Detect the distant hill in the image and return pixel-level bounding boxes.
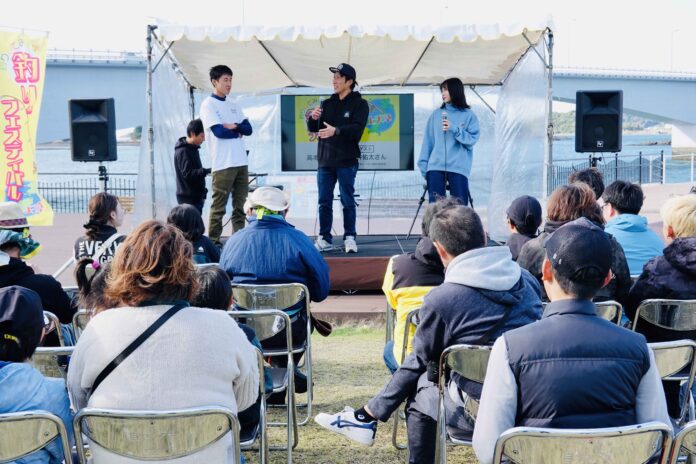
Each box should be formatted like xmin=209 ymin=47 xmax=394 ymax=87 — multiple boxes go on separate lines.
xmin=553 ymin=111 xmax=669 ymax=135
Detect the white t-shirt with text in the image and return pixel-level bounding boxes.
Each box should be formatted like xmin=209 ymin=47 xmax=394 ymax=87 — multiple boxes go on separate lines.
xmin=199 ymin=95 xmax=248 ymax=172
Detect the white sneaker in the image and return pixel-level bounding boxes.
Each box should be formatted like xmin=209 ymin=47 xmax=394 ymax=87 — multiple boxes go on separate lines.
xmin=314 ymin=406 xmax=376 ymax=446
xmin=315 ymin=237 xmax=333 ymax=252
xmin=344 ymin=236 xmax=358 ymax=253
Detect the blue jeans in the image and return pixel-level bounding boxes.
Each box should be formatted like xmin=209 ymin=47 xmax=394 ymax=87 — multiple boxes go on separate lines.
xmin=317 ymin=165 xmax=358 ymax=242
xmin=426 ymin=170 xmax=470 ymax=205
xmin=383 ymin=340 xmax=399 ymax=374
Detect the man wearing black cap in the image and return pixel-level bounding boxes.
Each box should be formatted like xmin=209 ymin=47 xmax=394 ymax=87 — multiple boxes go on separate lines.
xmin=0 ymin=286 xmax=74 ymax=462
xmin=473 ymin=218 xmax=670 ymax=464
xmin=505 ymin=195 xmax=542 ymax=261
xmin=307 ymin=63 xmax=369 ymax=253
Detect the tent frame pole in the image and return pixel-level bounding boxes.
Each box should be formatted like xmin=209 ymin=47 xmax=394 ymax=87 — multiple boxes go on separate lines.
xmin=147 ymin=25 xmax=157 ymax=219
xmin=545 ymin=29 xmax=554 ymax=197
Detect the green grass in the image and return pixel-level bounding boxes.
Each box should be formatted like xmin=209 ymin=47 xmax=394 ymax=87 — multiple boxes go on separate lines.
xmin=243 ymin=325 xmax=477 ymax=464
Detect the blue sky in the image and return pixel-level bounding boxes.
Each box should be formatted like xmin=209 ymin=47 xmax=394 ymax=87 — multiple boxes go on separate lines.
xmin=3 ymin=0 xmax=695 ymax=72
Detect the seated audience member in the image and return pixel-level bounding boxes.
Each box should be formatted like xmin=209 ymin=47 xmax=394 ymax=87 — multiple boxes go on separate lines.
xmin=568 ymin=167 xmax=605 ymax=200
xmin=174 ymin=118 xmax=211 ymax=214
xmin=601 ymin=180 xmax=664 ymax=276
xmin=505 ymin=195 xmax=542 ymax=261
xmin=74 ymin=192 xmax=126 ymax=264
xmin=315 ymin=206 xmax=542 ymax=464
xmin=220 ymin=187 xmax=329 ymax=374
xmin=167 ymin=204 xmax=220 ymax=264
xmin=382 ymin=199 xmax=450 ymax=373
xmin=626 ymin=194 xmax=696 ymax=327
xmin=0 ymin=286 xmax=74 ymax=463
xmin=473 ymin=220 xmax=670 ymax=464
xmin=192 ymin=266 xmax=272 ymax=439
xmin=67 ymin=221 xmax=258 ymax=464
xmin=517 ymin=183 xmax=631 ymax=304
xmin=74 ymin=257 xmax=113 ymax=314
xmin=625 ymin=194 xmax=696 ymax=417
xmin=0 ymin=202 xmax=75 ymax=346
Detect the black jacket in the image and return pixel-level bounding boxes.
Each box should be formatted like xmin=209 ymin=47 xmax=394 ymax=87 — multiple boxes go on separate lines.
xmin=174 ymin=137 xmax=210 ymax=203
xmin=306 ymin=91 xmax=369 ymax=168
xmin=73 ymin=225 xmax=125 ymax=263
xmin=506 ymin=299 xmax=650 ymax=428
xmin=0 ymin=258 xmax=76 ymax=346
xmin=506 ymin=232 xmax=536 ymax=261
xmin=391 ymin=238 xmax=445 ymax=290
xmin=625 ymin=237 xmax=696 ymax=342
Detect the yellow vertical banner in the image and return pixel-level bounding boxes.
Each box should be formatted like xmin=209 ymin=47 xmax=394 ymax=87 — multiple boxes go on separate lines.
xmin=0 ymin=29 xmax=53 ymax=225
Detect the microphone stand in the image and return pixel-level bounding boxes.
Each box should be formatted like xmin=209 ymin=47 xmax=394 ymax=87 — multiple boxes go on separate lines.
xmin=407 ymin=184 xmax=428 ymax=240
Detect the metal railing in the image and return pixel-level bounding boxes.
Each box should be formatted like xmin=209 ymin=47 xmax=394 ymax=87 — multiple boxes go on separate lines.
xmin=38 ymin=173 xmax=137 ymax=214
xmin=548 ymin=151 xmax=670 ymax=194
xmin=47 ymin=48 xmax=145 ymax=64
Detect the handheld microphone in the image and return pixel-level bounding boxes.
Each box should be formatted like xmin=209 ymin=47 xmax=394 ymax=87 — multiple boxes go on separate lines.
xmin=441 ymin=110 xmax=448 ymax=132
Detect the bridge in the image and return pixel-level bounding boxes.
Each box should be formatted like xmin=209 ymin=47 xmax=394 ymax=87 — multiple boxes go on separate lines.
xmin=38 ymin=50 xmax=696 ymax=151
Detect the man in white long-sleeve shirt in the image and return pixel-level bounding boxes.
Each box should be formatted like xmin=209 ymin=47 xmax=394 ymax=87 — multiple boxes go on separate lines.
xmin=473 ymin=218 xmax=671 ymax=464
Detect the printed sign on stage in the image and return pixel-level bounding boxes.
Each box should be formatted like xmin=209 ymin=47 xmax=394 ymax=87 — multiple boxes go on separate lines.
xmin=0 ymin=29 xmax=53 ymax=225
xmin=281 ymin=94 xmax=414 ymax=171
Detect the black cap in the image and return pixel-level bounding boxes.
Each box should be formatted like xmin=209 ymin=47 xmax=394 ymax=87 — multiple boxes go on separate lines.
xmin=506 ymin=195 xmax=542 ymax=235
xmin=0 ymin=286 xmax=44 ymax=354
xmin=329 ymin=63 xmax=357 ymax=82
xmin=543 ymin=217 xmax=612 ymax=282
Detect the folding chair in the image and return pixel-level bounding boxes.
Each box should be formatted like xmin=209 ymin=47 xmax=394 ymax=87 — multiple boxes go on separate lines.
xmin=595 ymin=300 xmax=623 ymax=325
xmin=30 ymin=346 xmax=74 ymax=380
xmin=633 ymin=300 xmax=696 ymax=335
xmin=668 ymin=420 xmax=696 ymax=464
xmin=228 ymin=309 xmax=297 ymax=462
xmin=434 ymin=344 xmax=492 ymax=464
xmin=392 ymin=308 xmax=420 ymax=450
xmin=231 ymin=283 xmax=313 ymax=427
xmin=72 ymin=309 xmax=92 ymax=340
xmin=649 ymin=340 xmax=696 ymax=427
xmin=492 ymin=422 xmax=672 ymax=464
xmin=239 ymin=348 xmax=268 ymax=464
xmin=0 ymin=410 xmax=73 ymax=464
xmin=43 ymin=310 xmax=66 ymax=347
xmin=73 ymin=406 xmax=241 ymax=464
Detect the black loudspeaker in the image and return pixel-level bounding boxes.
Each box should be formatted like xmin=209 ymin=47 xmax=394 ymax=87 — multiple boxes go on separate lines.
xmin=69 ymin=98 xmax=117 ymax=162
xmin=575 ymin=90 xmax=623 ymax=153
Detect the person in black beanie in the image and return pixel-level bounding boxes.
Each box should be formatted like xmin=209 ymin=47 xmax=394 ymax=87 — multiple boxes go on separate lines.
xmin=505 ymin=195 xmax=542 ymax=261
xmin=174 ymin=119 xmax=211 ymax=214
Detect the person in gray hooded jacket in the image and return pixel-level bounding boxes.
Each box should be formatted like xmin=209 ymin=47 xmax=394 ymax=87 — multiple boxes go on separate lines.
xmin=314 ymin=205 xmax=542 ymax=464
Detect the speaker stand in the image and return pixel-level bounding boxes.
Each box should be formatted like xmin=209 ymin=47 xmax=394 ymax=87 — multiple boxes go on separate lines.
xmin=98 ymin=163 xmax=109 ymax=193
xmin=589 ymin=153 xmax=603 ymax=168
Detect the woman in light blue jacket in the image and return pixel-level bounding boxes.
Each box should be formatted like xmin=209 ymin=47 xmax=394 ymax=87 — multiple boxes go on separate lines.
xmin=418 ymin=77 xmax=480 ymax=205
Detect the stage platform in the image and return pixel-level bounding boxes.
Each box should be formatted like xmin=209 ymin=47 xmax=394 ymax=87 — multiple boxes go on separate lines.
xmin=315 ymin=235 xmax=421 ymax=291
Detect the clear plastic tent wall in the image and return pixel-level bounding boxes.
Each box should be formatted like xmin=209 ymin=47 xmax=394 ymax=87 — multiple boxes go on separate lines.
xmin=137 ymin=34 xmax=549 ymax=241
xmin=489 ymin=42 xmax=549 ymax=240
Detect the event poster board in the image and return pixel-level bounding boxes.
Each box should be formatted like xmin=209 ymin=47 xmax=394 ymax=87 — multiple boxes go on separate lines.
xmin=281 ymin=94 xmax=414 ymax=171
xmin=0 ymin=30 xmax=53 ymax=225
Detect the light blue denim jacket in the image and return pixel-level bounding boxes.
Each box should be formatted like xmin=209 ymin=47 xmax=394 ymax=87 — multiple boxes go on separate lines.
xmin=0 ymin=362 xmax=74 ymax=463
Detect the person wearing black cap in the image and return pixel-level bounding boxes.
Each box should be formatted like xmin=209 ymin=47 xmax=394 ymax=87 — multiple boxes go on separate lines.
xmin=473 ymin=218 xmax=670 ymax=464
xmin=0 ymin=286 xmax=74 ymax=462
xmin=307 ymin=63 xmax=369 ymax=253
xmin=505 ymin=195 xmax=542 ymax=260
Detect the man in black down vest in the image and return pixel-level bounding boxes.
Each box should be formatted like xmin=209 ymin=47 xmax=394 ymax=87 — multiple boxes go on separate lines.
xmin=473 ymin=219 xmax=670 ymax=464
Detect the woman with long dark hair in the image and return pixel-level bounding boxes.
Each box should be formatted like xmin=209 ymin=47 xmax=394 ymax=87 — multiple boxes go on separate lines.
xmin=167 ymin=204 xmax=220 ymax=264
xmin=73 ymin=192 xmax=125 ymax=263
xmin=417 ymin=77 xmax=480 ymax=205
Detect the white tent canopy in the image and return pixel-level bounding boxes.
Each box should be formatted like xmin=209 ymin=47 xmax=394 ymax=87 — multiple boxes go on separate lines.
xmin=140 ymin=22 xmax=553 ymax=240
xmin=156 ymin=23 xmax=549 ymax=92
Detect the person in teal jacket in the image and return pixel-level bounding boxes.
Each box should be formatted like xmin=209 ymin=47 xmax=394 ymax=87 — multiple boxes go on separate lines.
xmin=601 ymin=180 xmax=664 ymax=276
xmin=418 ymin=77 xmax=480 ymax=205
